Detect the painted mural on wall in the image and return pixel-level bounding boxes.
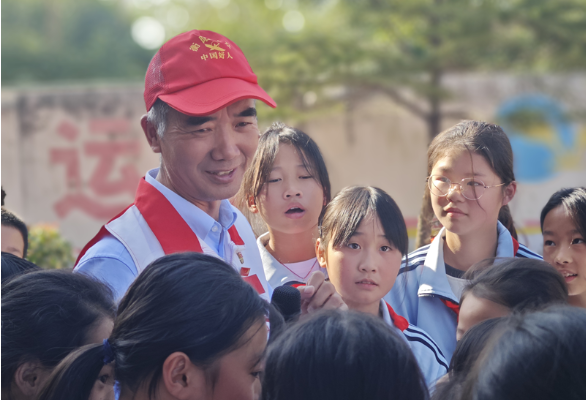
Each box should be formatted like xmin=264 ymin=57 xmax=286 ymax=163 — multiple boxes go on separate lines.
xmin=497 ymin=95 xmax=585 ymax=183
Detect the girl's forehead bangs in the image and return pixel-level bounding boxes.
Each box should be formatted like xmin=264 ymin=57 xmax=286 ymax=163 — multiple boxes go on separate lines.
xmin=327 ymin=192 xmax=371 ymax=246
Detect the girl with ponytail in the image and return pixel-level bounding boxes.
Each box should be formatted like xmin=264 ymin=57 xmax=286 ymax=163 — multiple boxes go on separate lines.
xmin=385 ymin=120 xmax=541 ymax=361
xmin=1 ymin=270 xmax=115 ymax=400
xmin=37 ymin=252 xmax=269 ymax=400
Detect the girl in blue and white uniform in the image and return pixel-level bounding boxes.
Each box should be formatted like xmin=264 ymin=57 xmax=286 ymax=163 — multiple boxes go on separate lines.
xmin=316 ymin=186 xmax=448 ymax=387
xmin=238 ymin=122 xmax=331 ymax=289
xmin=385 ymin=120 xmax=541 ymax=361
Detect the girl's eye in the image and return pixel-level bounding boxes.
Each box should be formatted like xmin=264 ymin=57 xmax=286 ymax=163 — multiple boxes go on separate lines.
xmin=544 ymin=240 xmax=555 ymax=246
xmin=267 ymin=178 xmax=281 ymax=183
xmin=300 ymin=175 xmax=313 ymax=179
xmin=251 ymin=370 xmax=262 ymax=379
xmin=466 ymin=180 xmax=484 ymax=187
xmin=347 ymin=243 xmax=360 ymax=250
xmin=98 ymin=374 xmax=110 ymax=384
xmin=236 ymin=122 xmax=252 ymax=127
xmin=380 ymin=246 xmax=391 ymax=252
xmin=572 ymin=238 xmax=586 ymax=245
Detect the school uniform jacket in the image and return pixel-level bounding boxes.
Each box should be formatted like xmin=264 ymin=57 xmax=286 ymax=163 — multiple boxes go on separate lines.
xmin=383 ymin=221 xmax=542 ymax=360
xmin=75 ymin=175 xmax=272 ymax=303
xmin=257 ymin=232 xmax=327 ymax=288
xmin=380 ymin=299 xmax=448 ymax=387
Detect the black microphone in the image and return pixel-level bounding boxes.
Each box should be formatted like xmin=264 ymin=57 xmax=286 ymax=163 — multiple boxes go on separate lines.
xmin=271 ymin=285 xmax=302 ymax=324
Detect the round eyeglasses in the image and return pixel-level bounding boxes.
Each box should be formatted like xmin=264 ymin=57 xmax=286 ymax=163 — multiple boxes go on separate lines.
xmin=426 ymin=175 xmax=506 ymax=200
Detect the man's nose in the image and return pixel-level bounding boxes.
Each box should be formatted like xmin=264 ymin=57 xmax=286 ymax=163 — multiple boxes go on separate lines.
xmin=211 ymin=124 xmax=240 ymax=161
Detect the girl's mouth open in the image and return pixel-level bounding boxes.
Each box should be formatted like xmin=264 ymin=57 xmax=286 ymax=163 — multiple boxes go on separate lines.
xmin=285 ymin=206 xmax=306 ymax=219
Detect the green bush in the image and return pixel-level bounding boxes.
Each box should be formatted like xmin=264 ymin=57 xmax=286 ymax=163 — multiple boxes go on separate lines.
xmin=27 ymin=224 xmax=74 ymax=269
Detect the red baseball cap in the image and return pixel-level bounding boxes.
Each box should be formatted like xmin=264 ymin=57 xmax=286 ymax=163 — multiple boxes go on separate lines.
xmin=144 ymin=30 xmax=276 ymax=116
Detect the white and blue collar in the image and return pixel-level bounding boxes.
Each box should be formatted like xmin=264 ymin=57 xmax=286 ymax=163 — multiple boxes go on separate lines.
xmin=145 ymin=168 xmax=237 ymax=240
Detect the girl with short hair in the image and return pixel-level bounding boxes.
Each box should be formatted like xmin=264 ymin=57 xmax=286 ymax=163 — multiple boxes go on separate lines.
xmin=540 ymin=187 xmax=586 ymax=307
xmin=316 ymin=186 xmax=448 ymax=386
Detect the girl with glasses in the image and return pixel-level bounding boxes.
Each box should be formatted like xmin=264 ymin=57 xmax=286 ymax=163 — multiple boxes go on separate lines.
xmin=385 ymin=120 xmax=541 ymax=361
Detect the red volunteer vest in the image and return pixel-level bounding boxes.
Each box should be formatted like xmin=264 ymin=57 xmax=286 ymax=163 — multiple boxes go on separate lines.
xmin=75 ymin=178 xmax=265 ymax=294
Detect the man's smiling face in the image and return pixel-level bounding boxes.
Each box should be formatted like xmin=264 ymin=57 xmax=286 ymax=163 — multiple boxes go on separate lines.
xmin=152 ymin=99 xmax=260 ymax=204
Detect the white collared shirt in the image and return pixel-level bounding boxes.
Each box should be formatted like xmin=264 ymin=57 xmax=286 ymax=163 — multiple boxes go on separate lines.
xmin=257 ymin=232 xmax=326 ymax=288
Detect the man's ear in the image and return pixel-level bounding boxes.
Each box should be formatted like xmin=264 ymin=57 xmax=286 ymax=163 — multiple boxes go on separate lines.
xmin=316 ymin=238 xmax=327 ymax=269
xmin=161 ymin=352 xmax=207 ymax=400
xmin=248 ymin=196 xmax=259 ymax=214
xmin=14 ymin=360 xmax=48 ymax=397
xmin=141 ymin=115 xmax=163 ymax=154
xmin=502 ymin=181 xmax=517 ymax=206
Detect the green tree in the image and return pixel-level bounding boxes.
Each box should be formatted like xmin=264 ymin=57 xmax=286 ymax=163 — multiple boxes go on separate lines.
xmin=2 ymin=0 xmax=154 ymax=84
xmin=27 ymin=225 xmax=75 ymax=269
xmin=169 ymin=1 xmax=583 ymax=246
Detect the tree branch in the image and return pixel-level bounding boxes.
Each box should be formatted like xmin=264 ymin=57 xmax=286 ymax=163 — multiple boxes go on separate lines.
xmin=367 ymin=84 xmax=429 ymax=120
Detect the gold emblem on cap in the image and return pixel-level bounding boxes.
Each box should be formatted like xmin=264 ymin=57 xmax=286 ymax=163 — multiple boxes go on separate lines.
xmin=189 ymin=43 xmax=200 ymax=52
xmin=205 ymin=42 xmax=225 ymax=52
xmin=197 ymin=35 xmax=225 ymax=52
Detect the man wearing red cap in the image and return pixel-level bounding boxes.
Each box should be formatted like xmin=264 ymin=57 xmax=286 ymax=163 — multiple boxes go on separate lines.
xmin=74 ymin=30 xmax=345 ymax=313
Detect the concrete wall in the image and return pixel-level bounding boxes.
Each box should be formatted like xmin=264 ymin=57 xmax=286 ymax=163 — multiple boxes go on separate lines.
xmin=2 ymin=73 xmax=585 ymax=255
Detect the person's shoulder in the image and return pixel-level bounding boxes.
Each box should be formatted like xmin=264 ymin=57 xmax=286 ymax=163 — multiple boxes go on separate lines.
xmin=515 ymin=243 xmax=542 ymax=260
xmin=399 ymin=244 xmax=431 ymax=275
xmin=403 ymin=322 xmax=449 ymax=370
xmin=76 ymin=233 xmax=136 ymax=270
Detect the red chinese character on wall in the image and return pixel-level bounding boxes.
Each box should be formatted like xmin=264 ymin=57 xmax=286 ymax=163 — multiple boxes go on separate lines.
xmin=51 ymin=119 xmax=141 ymax=220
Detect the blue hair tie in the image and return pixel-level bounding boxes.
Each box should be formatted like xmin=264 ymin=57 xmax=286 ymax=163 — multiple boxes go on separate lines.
xmin=102 ymin=339 xmax=115 ymax=365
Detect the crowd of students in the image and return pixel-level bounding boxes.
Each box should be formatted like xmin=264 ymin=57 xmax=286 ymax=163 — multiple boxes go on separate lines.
xmin=1 ymin=118 xmax=586 ymax=400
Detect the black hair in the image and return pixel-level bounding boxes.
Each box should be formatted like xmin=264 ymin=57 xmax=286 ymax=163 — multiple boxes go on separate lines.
xmin=461 ymin=258 xmax=568 ymax=311
xmin=237 ymin=122 xmax=331 ymax=234
xmin=262 ymin=309 xmax=429 ymax=400
xmin=449 ymin=317 xmax=508 ymax=375
xmin=427 ymin=120 xmax=518 ymax=239
xmin=37 ymin=253 xmax=268 ymax=399
xmin=540 ymin=187 xmax=586 ymax=239
xmin=432 ymin=318 xmax=509 ymax=400
xmin=1 ymin=270 xmax=116 ymax=391
xmin=463 ymin=305 xmax=586 ymax=400
xmin=1 ymin=208 xmax=29 ymax=258
xmin=318 ymin=186 xmax=408 ymax=258
xmin=1 ymin=251 xmax=41 ymax=284
xmin=36 ymin=345 xmax=112 ymax=400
